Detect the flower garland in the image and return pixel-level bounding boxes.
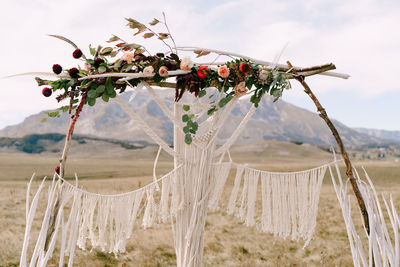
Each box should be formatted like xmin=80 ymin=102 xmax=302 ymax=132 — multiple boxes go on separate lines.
xmin=36 ymin=15 xmax=291 ymax=144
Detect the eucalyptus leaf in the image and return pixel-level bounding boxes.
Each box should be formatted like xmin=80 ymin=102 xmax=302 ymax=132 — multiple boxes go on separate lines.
xmin=98 ymin=66 xmax=107 ymax=73
xmin=185 ymin=134 xmax=192 ymax=144
xmin=182 ymin=114 xmax=189 ymax=122
xmin=88 ymin=98 xmax=96 ymax=106
xmin=183 ymin=105 xmax=190 ymax=111
xmin=102 ymin=93 xmax=109 ymax=102
xmin=87 ymin=89 xmax=97 ymax=99
xmin=96 ymin=85 xmax=105 ymax=94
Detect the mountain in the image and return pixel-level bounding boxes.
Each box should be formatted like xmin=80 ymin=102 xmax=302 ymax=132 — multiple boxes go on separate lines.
xmin=0 ymin=88 xmax=387 ymax=147
xmin=355 ymin=128 xmax=400 ymax=144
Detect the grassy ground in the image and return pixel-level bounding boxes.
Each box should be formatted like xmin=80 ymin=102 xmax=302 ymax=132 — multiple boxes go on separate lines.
xmin=0 ymin=141 xmax=399 ymax=266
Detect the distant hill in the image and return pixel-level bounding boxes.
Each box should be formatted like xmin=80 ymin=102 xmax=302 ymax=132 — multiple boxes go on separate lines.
xmin=355 ymin=128 xmax=400 ymax=144
xmin=0 ymin=133 xmax=148 ymax=154
xmin=0 ymin=88 xmax=389 ymax=147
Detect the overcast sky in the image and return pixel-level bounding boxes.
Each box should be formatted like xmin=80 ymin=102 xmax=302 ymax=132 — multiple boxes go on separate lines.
xmin=1 ymin=0 xmax=399 ymax=131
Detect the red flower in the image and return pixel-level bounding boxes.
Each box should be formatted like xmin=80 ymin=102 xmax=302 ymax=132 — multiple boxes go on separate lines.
xmin=52 ymin=64 xmax=62 ymax=74
xmin=239 ymin=62 xmax=250 ymax=73
xmin=68 ymin=68 xmax=79 ymax=78
xmin=42 ymin=87 xmax=52 ymax=97
xmin=55 ymin=165 xmax=60 ymax=175
xmin=197 ymin=66 xmax=209 ymax=79
xmin=73 ymin=49 xmax=83 ymax=59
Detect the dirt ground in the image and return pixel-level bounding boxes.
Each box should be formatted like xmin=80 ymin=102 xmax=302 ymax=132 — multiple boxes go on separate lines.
xmin=0 ymin=143 xmax=399 ymax=266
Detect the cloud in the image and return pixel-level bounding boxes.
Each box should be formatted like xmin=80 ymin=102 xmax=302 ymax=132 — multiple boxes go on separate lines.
xmin=0 ymin=0 xmax=399 ymax=130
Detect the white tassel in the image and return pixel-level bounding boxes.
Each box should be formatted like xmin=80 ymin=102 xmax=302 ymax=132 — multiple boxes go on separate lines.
xmin=208 ymin=163 xmax=231 ymax=211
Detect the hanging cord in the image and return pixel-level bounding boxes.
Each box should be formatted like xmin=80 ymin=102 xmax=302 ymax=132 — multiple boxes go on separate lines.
xmin=153 ymin=146 xmax=162 ymax=191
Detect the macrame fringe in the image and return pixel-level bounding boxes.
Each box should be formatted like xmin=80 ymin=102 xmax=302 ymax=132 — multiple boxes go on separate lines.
xmin=228 ymin=162 xmax=329 ymax=247
xmin=330 ymin=162 xmax=400 ymax=267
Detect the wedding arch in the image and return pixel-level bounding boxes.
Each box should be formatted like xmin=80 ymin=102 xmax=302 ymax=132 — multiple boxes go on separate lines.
xmin=11 ymin=15 xmax=399 ymax=267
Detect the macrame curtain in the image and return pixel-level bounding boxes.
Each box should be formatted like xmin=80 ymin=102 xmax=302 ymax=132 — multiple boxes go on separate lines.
xmin=20 ymin=83 xmax=337 ymax=267
xmin=227 ymin=162 xmax=331 ymax=247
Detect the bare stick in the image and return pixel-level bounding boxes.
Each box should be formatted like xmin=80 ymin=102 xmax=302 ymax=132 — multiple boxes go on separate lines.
xmin=162 ymin=12 xmax=178 ymax=54
xmin=286 ymin=60 xmax=370 ymax=234
xmin=44 ymin=91 xmax=87 ymax=250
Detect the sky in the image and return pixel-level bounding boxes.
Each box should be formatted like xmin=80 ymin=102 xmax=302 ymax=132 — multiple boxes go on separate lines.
xmin=0 ymin=0 xmax=399 ymax=131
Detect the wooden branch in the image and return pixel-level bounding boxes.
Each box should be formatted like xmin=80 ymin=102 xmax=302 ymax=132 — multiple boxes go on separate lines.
xmin=44 ymin=91 xmax=87 ymax=251
xmin=286 ymin=61 xmax=370 ymax=234
xmin=177 ymin=46 xmax=350 ymax=79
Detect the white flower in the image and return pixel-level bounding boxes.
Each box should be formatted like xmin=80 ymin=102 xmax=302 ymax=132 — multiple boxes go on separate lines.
xmin=143 ymin=66 xmax=154 ymax=76
xmin=180 ymin=56 xmax=193 ymax=70
xmin=259 ymin=69 xmax=269 ymax=81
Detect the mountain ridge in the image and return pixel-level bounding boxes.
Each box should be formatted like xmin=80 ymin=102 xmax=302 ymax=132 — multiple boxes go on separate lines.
xmin=0 ymin=89 xmax=395 ymax=147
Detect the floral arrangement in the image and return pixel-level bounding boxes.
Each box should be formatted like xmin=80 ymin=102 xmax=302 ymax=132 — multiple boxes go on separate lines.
xmin=36 ymin=14 xmax=291 ymax=144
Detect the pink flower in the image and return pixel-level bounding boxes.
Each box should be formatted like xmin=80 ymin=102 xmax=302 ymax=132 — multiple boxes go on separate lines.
xmin=158 ymin=66 xmax=168 ymax=77
xmin=123 ymin=53 xmax=134 ymax=64
xmin=84 ymin=62 xmax=92 ymax=71
xmin=143 ymin=66 xmax=154 ymax=76
xmin=234 ymin=81 xmax=248 ymax=96
xmin=217 ymin=65 xmax=230 ymax=78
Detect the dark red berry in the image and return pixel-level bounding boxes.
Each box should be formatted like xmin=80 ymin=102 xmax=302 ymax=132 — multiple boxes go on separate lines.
xmin=68 ymin=68 xmax=79 ymax=78
xmin=73 ymin=49 xmax=83 ymax=59
xmin=42 ymin=87 xmax=52 ymax=97
xmin=55 ymin=165 xmax=60 ymax=175
xmin=95 ymin=77 xmax=106 ymax=85
xmin=94 ymin=58 xmax=104 ymax=68
xmin=52 ymin=64 xmax=62 ymax=74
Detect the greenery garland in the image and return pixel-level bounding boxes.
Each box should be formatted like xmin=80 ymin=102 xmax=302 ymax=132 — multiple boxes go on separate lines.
xmin=36 ymin=15 xmax=291 ymax=144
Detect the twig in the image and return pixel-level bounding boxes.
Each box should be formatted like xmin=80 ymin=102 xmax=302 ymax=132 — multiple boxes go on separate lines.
xmin=44 ymin=91 xmax=87 ymax=251
xmin=286 ymin=60 xmax=370 ymax=235
xmin=162 ymin=12 xmax=178 ymax=54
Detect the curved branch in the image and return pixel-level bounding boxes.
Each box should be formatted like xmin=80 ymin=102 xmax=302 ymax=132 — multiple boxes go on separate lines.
xmin=286 ymin=60 xmax=370 ymax=235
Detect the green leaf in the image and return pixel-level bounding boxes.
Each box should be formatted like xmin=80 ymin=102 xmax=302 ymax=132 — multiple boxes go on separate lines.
xmin=182 ymin=114 xmax=189 ymax=122
xmin=106 ymin=35 xmax=120 ymax=43
xmin=185 ymin=134 xmax=192 ymax=144
xmin=46 ymin=111 xmax=60 ymax=118
xmin=57 ymin=105 xmax=69 ymax=113
xmin=81 ymin=80 xmax=92 ymax=89
xmin=88 ymin=98 xmax=96 ymax=106
xmin=105 ymin=77 xmax=113 ymax=91
xmin=100 ymin=47 xmax=113 ymax=56
xmin=96 ymin=85 xmax=105 ymax=94
xmin=149 ymin=18 xmax=159 ymax=26
xmin=121 ymin=64 xmax=133 ymax=72
xmin=108 ymin=90 xmax=117 ymax=98
xmin=122 ymin=43 xmax=142 ymax=50
xmin=125 ymin=18 xmax=147 ymax=35
xmin=198 ymin=90 xmax=206 ymax=98
xmin=183 ymin=105 xmax=190 ymax=111
xmin=218 ymin=98 xmax=227 ymax=108
xmin=183 ymin=126 xmax=190 ymax=133
xmin=192 ymin=121 xmax=198 ymax=131
xmin=98 ymin=66 xmax=107 ymax=73
xmin=89 ymin=45 xmax=96 ymax=56
xmin=106 ymin=84 xmax=114 ymax=94
xmin=102 ymin=93 xmax=109 ymax=102
xmin=40 ymin=118 xmax=47 ymax=123
xmin=87 ymin=89 xmax=97 ymax=99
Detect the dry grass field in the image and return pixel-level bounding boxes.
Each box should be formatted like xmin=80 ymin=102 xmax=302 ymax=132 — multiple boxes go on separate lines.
xmin=0 ymin=140 xmax=399 ymax=266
